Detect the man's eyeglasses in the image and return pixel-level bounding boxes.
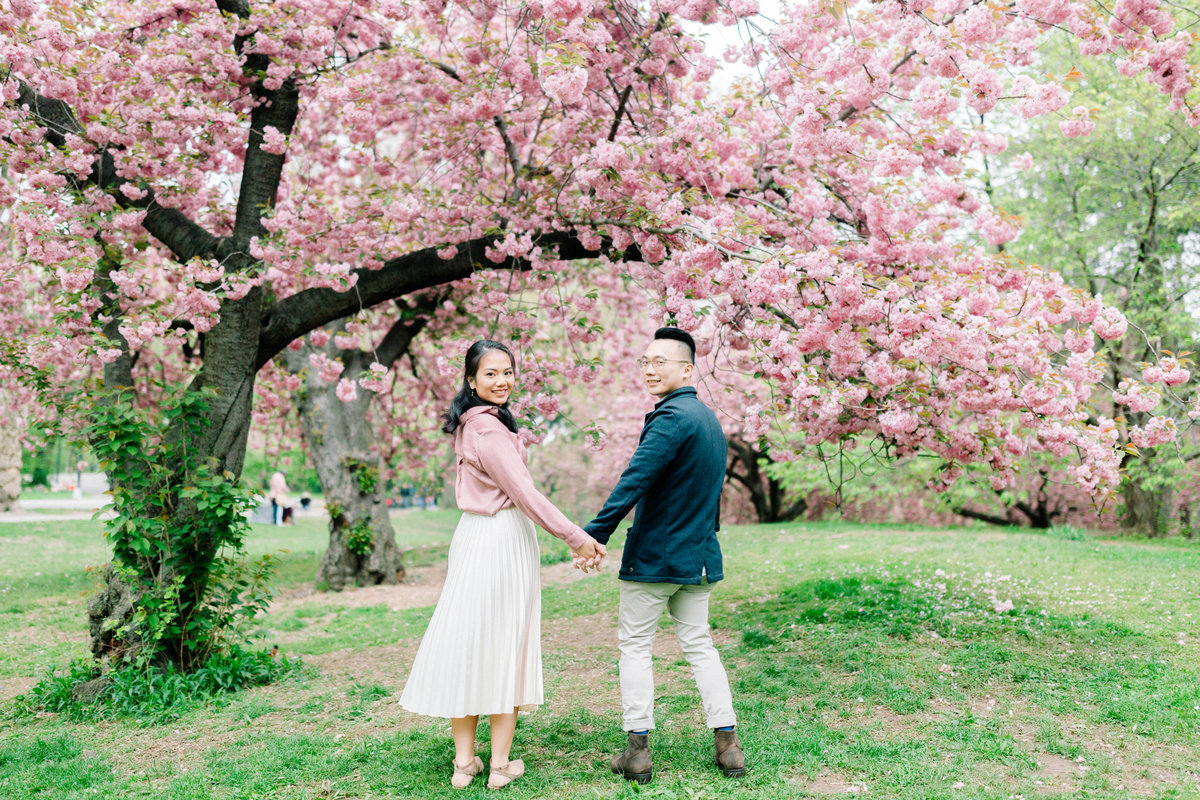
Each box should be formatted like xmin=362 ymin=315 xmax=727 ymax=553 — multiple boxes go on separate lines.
xmin=636 ymin=358 xmax=690 ymax=371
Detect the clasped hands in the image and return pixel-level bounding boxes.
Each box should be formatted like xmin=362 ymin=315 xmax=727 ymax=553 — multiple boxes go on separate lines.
xmin=571 ymin=537 xmax=607 ymax=573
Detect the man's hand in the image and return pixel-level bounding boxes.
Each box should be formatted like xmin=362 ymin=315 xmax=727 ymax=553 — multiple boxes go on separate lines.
xmin=571 ymin=537 xmax=607 ymax=573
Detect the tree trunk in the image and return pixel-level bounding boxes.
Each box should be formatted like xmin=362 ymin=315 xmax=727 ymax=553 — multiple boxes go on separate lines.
xmin=0 ymin=389 xmax=22 ymax=511
xmin=726 ymin=435 xmax=808 ymax=523
xmin=88 ymin=289 xmax=264 ymax=665
xmin=287 ymin=326 xmax=404 ymax=591
xmin=1122 ymin=479 xmax=1173 ymax=537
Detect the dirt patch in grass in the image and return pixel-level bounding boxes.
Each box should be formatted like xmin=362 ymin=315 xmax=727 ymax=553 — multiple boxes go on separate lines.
xmin=0 ymin=624 xmax=90 ymax=703
xmin=104 ymin=722 xmax=245 ymax=779
xmin=267 ymin=556 xmax=599 ymax=616
xmin=0 ymin=676 xmax=36 ymax=704
xmin=792 ymin=772 xmax=867 ymax=794
xmin=1028 ymin=752 xmax=1084 ymax=793
xmin=3 ymin=625 xmax=89 ymax=643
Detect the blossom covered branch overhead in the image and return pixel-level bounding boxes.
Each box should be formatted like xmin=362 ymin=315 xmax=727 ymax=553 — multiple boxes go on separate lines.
xmin=1 ymin=0 xmax=1198 ymax=493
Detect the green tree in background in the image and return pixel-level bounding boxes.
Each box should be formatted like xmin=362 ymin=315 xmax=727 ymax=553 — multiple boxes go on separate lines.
xmin=1000 ymin=39 xmax=1200 ymax=536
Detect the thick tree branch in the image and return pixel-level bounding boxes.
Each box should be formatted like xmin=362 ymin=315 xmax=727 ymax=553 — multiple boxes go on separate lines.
xmin=951 ymin=506 xmax=1014 ymax=527
xmin=232 ymin=78 xmax=300 ymax=247
xmin=608 ymin=85 xmax=633 ymax=142
xmin=371 ymin=293 xmax=446 ymax=367
xmin=256 ymin=231 xmax=639 ymax=369
xmin=11 ymin=79 xmax=220 ymax=263
xmin=780 ymin=496 xmax=809 ymax=521
xmin=215 ymin=0 xmax=251 ymax=16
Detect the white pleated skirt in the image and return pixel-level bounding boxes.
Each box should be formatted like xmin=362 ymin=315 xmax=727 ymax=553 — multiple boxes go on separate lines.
xmin=399 ymin=507 xmax=543 ymax=718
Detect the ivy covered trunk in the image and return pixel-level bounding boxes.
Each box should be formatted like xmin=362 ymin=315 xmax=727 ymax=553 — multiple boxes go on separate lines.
xmin=86 ymin=291 xmax=270 ymax=668
xmin=289 ymin=328 xmax=404 ymax=591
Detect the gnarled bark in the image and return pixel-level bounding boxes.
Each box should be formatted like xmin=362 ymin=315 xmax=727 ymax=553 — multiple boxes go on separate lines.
xmin=286 ymin=319 xmax=410 ymax=590
xmin=726 ymin=434 xmax=808 ymax=523
xmin=0 ymin=389 xmax=21 ymax=511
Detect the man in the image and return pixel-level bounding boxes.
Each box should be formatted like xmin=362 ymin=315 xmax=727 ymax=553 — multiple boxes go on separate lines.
xmin=584 ymin=327 xmax=744 ymax=783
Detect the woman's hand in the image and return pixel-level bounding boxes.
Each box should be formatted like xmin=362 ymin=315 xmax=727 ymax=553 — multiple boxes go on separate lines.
xmin=571 ymin=537 xmax=607 ymax=573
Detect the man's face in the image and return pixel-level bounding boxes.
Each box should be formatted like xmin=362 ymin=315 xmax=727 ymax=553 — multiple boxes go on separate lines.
xmin=639 ymin=339 xmax=693 ymax=398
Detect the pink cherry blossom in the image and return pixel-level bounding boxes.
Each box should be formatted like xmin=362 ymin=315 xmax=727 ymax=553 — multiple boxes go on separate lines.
xmin=1059 ymin=106 xmax=1096 ymax=138
xmin=335 ymin=378 xmax=358 ymax=403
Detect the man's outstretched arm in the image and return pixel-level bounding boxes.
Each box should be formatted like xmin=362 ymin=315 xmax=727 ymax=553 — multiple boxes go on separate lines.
xmin=584 ymin=413 xmax=680 ymax=544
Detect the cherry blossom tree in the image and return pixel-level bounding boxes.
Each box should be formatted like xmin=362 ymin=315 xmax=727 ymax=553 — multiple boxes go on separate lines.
xmin=4 ymin=0 xmax=1200 ymax=665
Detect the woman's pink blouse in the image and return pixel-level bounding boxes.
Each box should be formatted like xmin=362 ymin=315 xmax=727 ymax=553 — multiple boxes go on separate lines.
xmin=453 ymin=406 xmax=589 ymax=550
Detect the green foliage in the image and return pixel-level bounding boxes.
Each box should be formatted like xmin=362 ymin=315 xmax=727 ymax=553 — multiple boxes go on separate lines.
xmin=998 ymin=36 xmax=1200 ymax=534
xmin=1046 ymin=523 xmax=1089 ymax=541
xmin=343 ymin=457 xmax=379 ymax=496
xmin=85 ymin=386 xmax=275 ymax=668
xmin=344 ymin=518 xmax=374 ymax=556
xmin=19 ymin=648 xmax=299 ymax=724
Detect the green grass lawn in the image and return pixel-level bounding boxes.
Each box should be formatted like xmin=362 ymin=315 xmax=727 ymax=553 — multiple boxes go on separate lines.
xmin=2 ymin=513 xmax=1199 ymax=799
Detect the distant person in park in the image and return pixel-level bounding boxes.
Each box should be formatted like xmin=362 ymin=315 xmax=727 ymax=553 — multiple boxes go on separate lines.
xmin=268 ymin=469 xmax=291 ymax=526
xmin=399 ymin=339 xmax=606 ymax=791
xmin=584 ymin=326 xmax=744 ymax=784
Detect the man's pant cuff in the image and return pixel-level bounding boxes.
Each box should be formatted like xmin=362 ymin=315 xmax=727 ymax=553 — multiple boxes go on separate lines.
xmin=623 ymin=719 xmax=655 ymax=732
xmin=706 ymin=715 xmax=737 ymax=729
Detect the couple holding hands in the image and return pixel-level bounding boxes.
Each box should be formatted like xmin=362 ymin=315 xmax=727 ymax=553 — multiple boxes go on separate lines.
xmin=399 ymin=328 xmax=745 ymax=789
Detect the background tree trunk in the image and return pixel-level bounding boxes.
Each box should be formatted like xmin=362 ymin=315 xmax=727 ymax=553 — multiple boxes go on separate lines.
xmin=726 ymin=434 xmax=808 ymax=523
xmin=0 ymin=389 xmax=22 ymax=511
xmin=1122 ymin=478 xmax=1173 ymax=537
xmin=287 ymin=323 xmax=404 ymax=590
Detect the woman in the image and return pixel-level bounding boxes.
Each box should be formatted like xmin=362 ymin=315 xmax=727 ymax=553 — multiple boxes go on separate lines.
xmin=400 ymin=340 xmax=605 ymax=790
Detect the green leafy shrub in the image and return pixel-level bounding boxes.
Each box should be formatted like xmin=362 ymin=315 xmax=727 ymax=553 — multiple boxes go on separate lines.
xmin=22 ymin=648 xmax=299 ymax=724
xmin=345 ymin=519 xmax=374 ymax=556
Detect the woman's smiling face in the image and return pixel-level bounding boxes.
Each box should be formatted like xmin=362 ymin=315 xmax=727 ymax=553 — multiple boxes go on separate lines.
xmin=469 ymin=350 xmax=515 ymax=405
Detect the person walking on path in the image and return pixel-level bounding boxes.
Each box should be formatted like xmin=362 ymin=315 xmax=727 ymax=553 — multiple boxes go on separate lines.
xmin=268 ymin=469 xmax=291 ymax=526
xmin=584 ymin=326 xmax=745 ymax=784
xmin=399 ymin=339 xmax=606 ymax=791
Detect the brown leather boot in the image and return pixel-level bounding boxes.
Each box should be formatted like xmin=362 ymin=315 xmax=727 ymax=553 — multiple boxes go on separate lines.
xmin=610 ymin=732 xmax=653 ymax=783
xmin=714 ymin=729 xmax=746 ymax=777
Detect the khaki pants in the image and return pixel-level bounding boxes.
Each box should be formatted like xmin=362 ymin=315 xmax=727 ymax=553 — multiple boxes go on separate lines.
xmin=617 ymin=581 xmax=737 ymax=732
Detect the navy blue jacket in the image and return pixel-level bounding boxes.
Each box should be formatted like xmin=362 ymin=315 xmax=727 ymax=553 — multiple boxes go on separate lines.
xmin=585 ymin=386 xmax=727 ymax=584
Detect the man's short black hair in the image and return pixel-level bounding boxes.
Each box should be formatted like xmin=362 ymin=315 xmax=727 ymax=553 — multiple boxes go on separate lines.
xmin=654 ymin=326 xmax=695 ymax=363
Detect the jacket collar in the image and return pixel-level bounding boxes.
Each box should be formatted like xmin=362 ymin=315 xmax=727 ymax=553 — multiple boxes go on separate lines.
xmin=654 ymin=385 xmax=697 ymax=409
xmin=461 ymin=405 xmax=499 ymax=422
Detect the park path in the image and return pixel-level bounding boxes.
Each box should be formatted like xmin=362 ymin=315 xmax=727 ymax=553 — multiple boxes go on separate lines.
xmin=0 ymin=496 xmax=110 ymax=522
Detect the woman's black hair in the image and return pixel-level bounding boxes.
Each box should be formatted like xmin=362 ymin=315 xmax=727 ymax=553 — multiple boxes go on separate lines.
xmin=442 ymin=340 xmax=519 ymax=435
